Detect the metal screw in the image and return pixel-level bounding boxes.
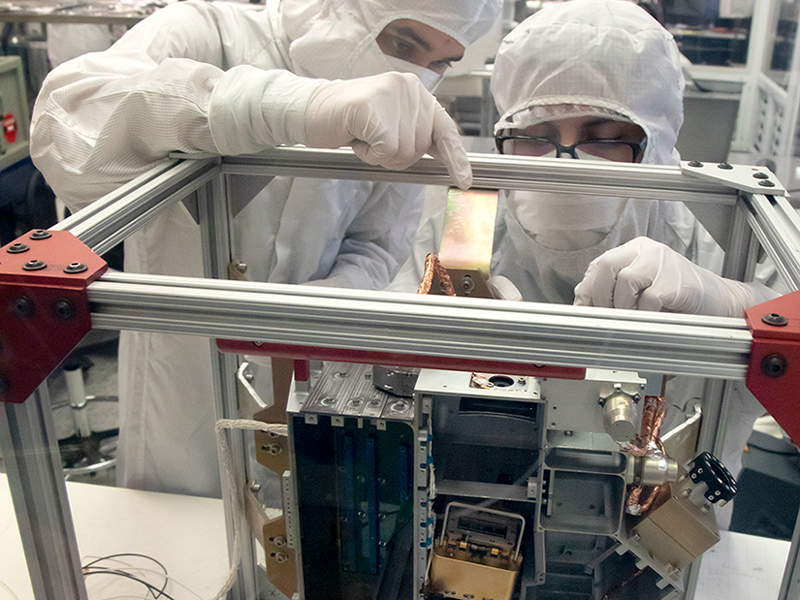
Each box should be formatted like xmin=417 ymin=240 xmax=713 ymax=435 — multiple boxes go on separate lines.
xmin=460 ymin=275 xmax=475 ymax=294
xmin=717 ymin=162 xmax=733 ymax=170
xmin=243 ymin=370 xmax=254 ymax=382
xmin=762 ymin=313 xmax=788 ymax=327
xmin=235 ymin=262 xmax=247 ymax=274
xmin=564 ymin=430 xmax=574 ymax=437
xmin=263 ymin=443 xmax=282 ymax=455
xmin=22 ymin=260 xmax=46 ymax=271
xmin=253 ymin=341 xmax=263 ymax=347
xmin=273 ymin=535 xmax=286 ymax=547
xmin=13 ymin=296 xmax=34 ymax=317
xmin=688 ymin=161 xmax=703 ymax=168
xmin=320 ymin=396 xmax=335 ymax=406
xmin=249 ymin=482 xmax=261 ymax=493
xmin=274 ymin=552 xmax=288 ymax=563
xmin=6 ymin=243 xmax=29 ymax=254
xmin=64 ymin=262 xmax=88 ymax=274
xmin=762 ymin=354 xmax=788 ymax=379
xmin=759 ymin=180 xmax=776 ymax=188
xmin=29 ymin=230 xmax=52 ymax=240
xmin=753 ymin=172 xmax=769 ymax=179
xmin=54 ymin=300 xmax=75 ymax=320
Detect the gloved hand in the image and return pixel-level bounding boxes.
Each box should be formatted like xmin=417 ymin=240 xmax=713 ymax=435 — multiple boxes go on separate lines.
xmin=488 ymin=275 xmax=523 ymax=301
xmin=573 ymin=236 xmax=770 ymax=317
xmin=303 ymin=72 xmax=472 ymax=189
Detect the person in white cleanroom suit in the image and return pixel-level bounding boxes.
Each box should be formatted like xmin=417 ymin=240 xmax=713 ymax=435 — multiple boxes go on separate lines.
xmin=30 ymin=0 xmax=502 ymax=497
xmin=391 ymin=0 xmax=775 ymax=524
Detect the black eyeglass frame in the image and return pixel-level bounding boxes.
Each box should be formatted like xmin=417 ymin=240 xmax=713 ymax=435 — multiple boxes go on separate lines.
xmin=494 ymin=134 xmax=648 ymax=163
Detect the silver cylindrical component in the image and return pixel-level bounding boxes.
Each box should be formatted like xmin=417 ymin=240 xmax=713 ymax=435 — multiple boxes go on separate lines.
xmin=64 ymin=365 xmax=92 ymax=438
xmin=640 ymin=455 xmax=680 ymax=486
xmin=602 ymin=392 xmax=637 ymax=443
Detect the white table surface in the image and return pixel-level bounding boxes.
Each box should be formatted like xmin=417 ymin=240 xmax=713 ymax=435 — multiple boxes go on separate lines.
xmin=0 ymin=472 xmax=229 ymax=600
xmin=0 ymin=471 xmax=793 ymax=600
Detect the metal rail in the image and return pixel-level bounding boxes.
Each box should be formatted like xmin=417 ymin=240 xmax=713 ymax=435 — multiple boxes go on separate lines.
xmin=53 ymin=158 xmax=220 ymax=255
xmin=168 ymin=147 xmax=740 ymax=204
xmin=88 ymin=272 xmax=753 ymax=380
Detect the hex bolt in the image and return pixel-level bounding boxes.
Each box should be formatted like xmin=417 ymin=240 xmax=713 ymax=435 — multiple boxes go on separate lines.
xmin=717 ymin=162 xmax=733 ymax=170
xmin=7 ymin=243 xmax=29 ymax=254
xmin=29 ymin=230 xmax=52 ymax=240
xmin=64 ymin=262 xmax=88 ymax=274
xmin=762 ymin=313 xmax=788 ymax=327
xmin=759 ymin=180 xmax=776 ymax=188
xmin=688 ymin=161 xmax=703 ymax=168
xmin=13 ymin=296 xmax=34 ymax=317
xmin=753 ymin=172 xmax=769 ymax=179
xmin=54 ymin=300 xmax=75 ymax=321
xmin=22 ymin=259 xmax=47 ymax=271
xmin=762 ymin=354 xmax=788 ymax=379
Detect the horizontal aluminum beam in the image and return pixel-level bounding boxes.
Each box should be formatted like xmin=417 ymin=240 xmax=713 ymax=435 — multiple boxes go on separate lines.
xmin=53 ymin=159 xmax=220 ymax=255
xmin=88 ymin=273 xmax=753 ymax=380
xmin=211 ymin=147 xmax=738 ymax=204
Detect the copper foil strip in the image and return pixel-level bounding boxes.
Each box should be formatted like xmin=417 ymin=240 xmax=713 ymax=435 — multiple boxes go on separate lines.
xmin=417 ymin=253 xmax=456 ymax=296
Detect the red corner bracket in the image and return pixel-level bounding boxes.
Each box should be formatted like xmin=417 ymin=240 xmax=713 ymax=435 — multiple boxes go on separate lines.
xmin=0 ymin=230 xmax=107 ymax=404
xmin=745 ymin=290 xmax=800 ymax=443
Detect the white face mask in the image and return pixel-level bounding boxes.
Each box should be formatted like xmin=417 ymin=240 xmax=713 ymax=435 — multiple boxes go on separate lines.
xmin=384 ymin=55 xmax=445 ymax=92
xmin=505 ymin=189 xmax=628 ymax=250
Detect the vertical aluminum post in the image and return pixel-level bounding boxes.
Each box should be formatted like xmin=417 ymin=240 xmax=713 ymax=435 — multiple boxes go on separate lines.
xmin=779 ymin=509 xmax=800 ymax=600
xmin=0 ymin=385 xmax=88 ymax=600
xmin=197 ymin=174 xmax=260 ymax=600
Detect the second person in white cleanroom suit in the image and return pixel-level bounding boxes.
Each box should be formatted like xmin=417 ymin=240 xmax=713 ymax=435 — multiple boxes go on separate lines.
xmin=390 ymin=0 xmax=776 ymax=523
xmin=31 ymin=0 xmax=502 ymax=496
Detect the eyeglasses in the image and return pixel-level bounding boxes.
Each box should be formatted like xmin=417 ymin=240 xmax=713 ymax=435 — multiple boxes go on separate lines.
xmin=495 ymin=135 xmax=647 ymax=163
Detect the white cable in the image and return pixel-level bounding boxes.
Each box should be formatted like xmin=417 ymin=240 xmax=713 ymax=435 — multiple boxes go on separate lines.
xmin=0 ymin=581 xmax=20 ymax=600
xmin=212 ymin=419 xmax=288 ymax=600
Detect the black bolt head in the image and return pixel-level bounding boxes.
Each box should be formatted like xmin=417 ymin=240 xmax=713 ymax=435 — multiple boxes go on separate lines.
xmin=29 ymin=230 xmax=52 ymax=240
xmin=13 ymin=296 xmax=34 ymax=317
xmin=64 ymin=262 xmax=88 ymax=274
xmin=54 ymin=299 xmax=75 ymax=320
xmin=7 ymin=243 xmax=29 ymax=254
xmin=717 ymin=162 xmax=733 ymax=170
xmin=761 ymin=354 xmax=788 ymax=379
xmin=688 ymin=160 xmax=703 ymax=168
xmin=22 ymin=260 xmax=47 ymax=271
xmin=762 ymin=313 xmax=788 ymax=326
xmin=753 ymin=172 xmax=769 ymax=179
xmin=759 ymin=180 xmax=776 ymax=188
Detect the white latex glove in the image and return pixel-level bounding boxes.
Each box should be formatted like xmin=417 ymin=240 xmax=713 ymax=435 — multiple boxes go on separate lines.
xmin=573 ymin=237 xmax=772 ymax=317
xmin=303 ymin=72 xmax=472 ymax=189
xmin=488 ymin=275 xmax=523 ymax=301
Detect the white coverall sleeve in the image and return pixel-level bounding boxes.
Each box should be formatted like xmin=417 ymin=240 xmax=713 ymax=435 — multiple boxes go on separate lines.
xmin=307 ymin=183 xmax=426 ymax=290
xmin=30 ymin=1 xmax=321 ymax=210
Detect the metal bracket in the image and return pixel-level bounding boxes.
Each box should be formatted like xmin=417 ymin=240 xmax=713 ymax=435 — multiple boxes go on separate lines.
xmin=681 ymin=160 xmax=786 ymax=196
xmin=0 ymin=230 xmax=107 ymax=404
xmin=744 ymin=290 xmax=800 ymax=443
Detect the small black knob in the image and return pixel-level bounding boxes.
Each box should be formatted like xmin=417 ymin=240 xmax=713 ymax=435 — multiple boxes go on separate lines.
xmin=689 ymin=451 xmax=737 ymax=504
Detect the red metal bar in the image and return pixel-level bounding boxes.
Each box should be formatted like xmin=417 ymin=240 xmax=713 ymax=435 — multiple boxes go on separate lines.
xmin=745 ymin=290 xmax=800 ymax=443
xmin=217 ymin=339 xmax=586 ymax=380
xmin=0 ymin=230 xmax=107 ymax=404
